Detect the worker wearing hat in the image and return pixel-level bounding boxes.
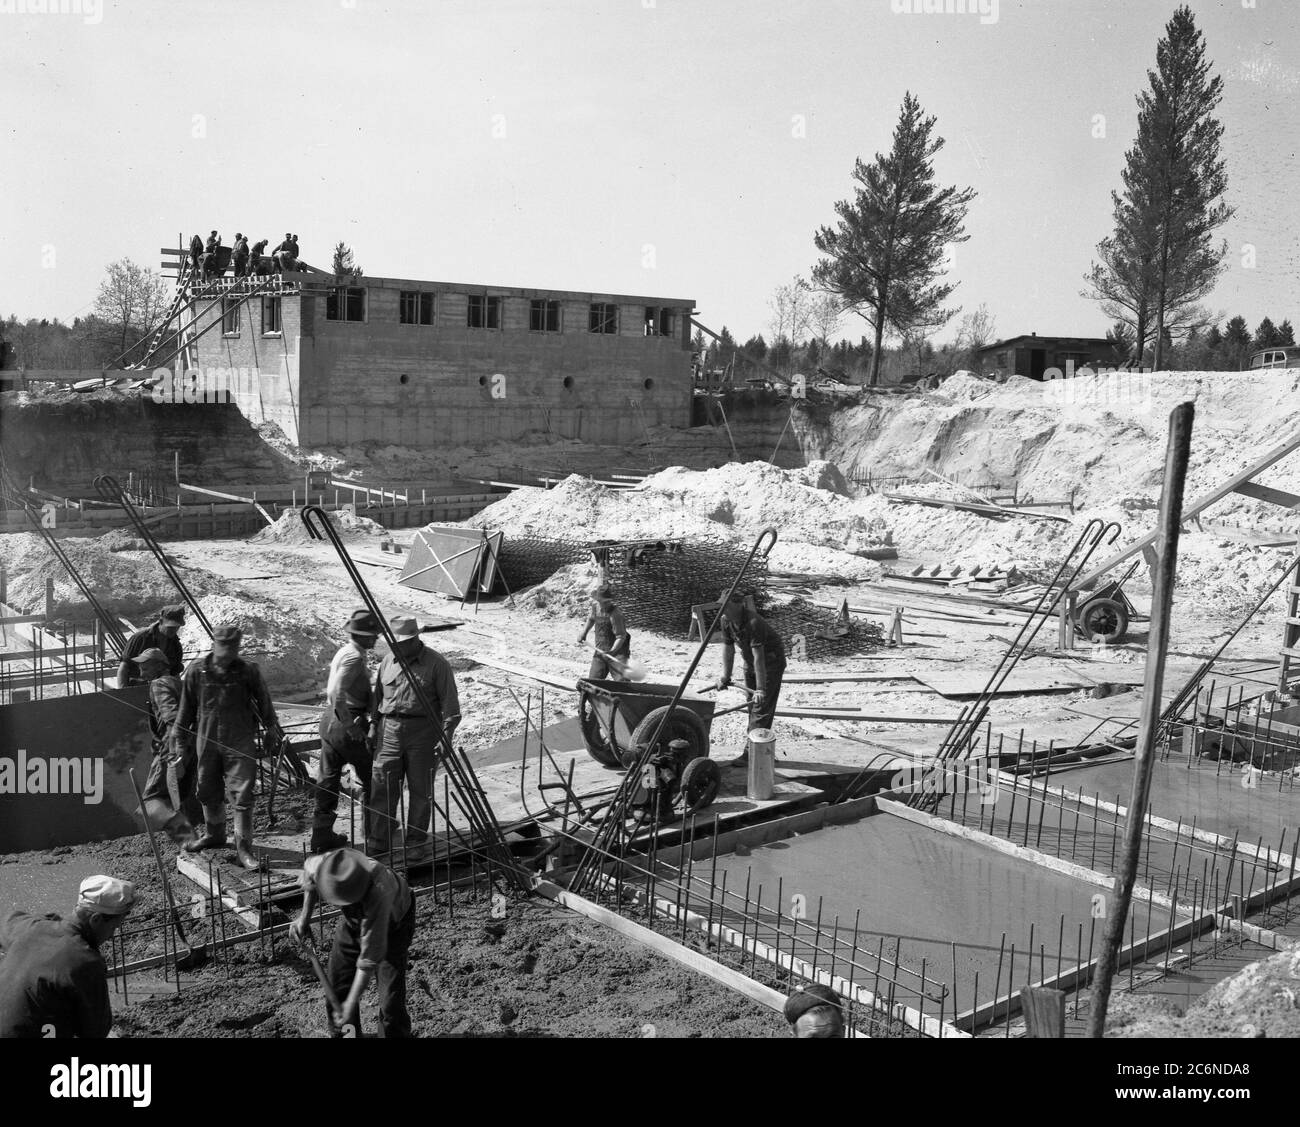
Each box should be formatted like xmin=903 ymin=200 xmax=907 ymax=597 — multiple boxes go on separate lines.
xmin=117 ymin=604 xmax=186 ymax=688
xmin=311 ymin=610 xmax=382 ymax=854
xmin=231 ymin=232 xmax=249 ymax=278
xmin=784 ymin=984 xmax=845 ymax=1038
xmin=136 ymin=647 xmax=202 ymax=844
xmin=0 ymin=875 xmax=136 ymax=1038
xmin=577 ymin=583 xmax=631 ymax=681
xmin=712 ymin=589 xmax=787 ymax=764
xmin=173 ymin=624 xmax=283 ymax=870
xmin=369 ymin=615 xmax=460 ymax=858
xmin=290 ymin=848 xmax=415 ymax=1037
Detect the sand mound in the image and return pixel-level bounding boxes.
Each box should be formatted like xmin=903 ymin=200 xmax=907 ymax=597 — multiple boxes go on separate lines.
xmin=249 ymin=507 xmax=385 ymax=545
xmin=516 ymin=562 xmax=602 ymax=620
xmin=791 ymin=459 xmax=852 ymax=496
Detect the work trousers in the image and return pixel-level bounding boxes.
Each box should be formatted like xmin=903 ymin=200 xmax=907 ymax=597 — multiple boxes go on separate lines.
xmin=325 ymin=898 xmax=417 ymax=1038
xmin=313 ymin=717 xmax=374 ymax=838
xmin=142 ymin=740 xmax=203 ymax=826
xmin=195 ymin=739 xmax=258 ymax=814
xmin=370 ymin=716 xmax=438 ymax=855
xmin=743 ymin=662 xmax=786 ymax=732
xmin=587 ymin=634 xmax=630 ymax=681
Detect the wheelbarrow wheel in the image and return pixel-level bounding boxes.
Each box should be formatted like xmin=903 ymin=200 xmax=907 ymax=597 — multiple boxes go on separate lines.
xmin=578 ymin=694 xmax=623 ymax=768
xmin=1078 ymin=596 xmax=1129 ymax=644
xmin=680 ymin=757 xmax=720 ymax=814
xmin=625 ymin=705 xmax=708 ymax=770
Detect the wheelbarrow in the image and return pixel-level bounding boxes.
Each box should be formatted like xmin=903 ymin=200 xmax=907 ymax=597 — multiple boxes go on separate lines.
xmin=577 ymin=678 xmax=721 ymax=815
xmin=1073 ymin=557 xmax=1144 ymax=644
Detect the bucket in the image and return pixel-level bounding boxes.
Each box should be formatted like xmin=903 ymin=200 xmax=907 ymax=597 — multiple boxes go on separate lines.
xmin=746 ymin=727 xmax=776 ymax=801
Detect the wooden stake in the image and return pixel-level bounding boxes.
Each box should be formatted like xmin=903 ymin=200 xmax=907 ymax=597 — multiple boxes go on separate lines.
xmin=1086 ymin=402 xmax=1193 ymax=1037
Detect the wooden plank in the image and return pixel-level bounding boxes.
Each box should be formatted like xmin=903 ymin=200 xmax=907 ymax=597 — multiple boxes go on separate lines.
xmin=1232 ymin=480 xmax=1300 ymax=511
xmin=775 ymin=706 xmax=959 ymax=724
xmin=471 ymin=656 xmax=579 ymax=692
xmin=1019 ymin=987 xmax=1066 ymax=1038
xmin=913 ymin=668 xmax=1096 ymax=698
xmin=534 ymin=880 xmax=792 ymax=1017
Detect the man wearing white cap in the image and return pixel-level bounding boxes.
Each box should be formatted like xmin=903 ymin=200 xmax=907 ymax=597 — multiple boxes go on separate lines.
xmin=0 ymin=875 xmax=135 ymax=1038
xmin=290 ymin=848 xmax=415 ymax=1037
xmin=369 ymin=615 xmax=460 ymax=857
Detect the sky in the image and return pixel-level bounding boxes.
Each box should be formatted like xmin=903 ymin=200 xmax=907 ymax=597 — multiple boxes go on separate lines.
xmin=1 ymin=0 xmax=1296 ymax=347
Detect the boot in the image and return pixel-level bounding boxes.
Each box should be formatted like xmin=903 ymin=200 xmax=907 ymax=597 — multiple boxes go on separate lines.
xmin=310 ymin=829 xmax=349 ymax=854
xmin=185 ymin=804 xmax=227 ymax=852
xmin=161 ymin=811 xmax=196 ymax=848
xmin=234 ymin=810 xmax=259 ymax=871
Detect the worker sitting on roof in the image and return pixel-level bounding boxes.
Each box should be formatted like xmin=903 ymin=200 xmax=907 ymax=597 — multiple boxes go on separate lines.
xmin=231 ymin=233 xmax=249 ymax=278
xmin=117 ymin=604 xmax=185 ymax=688
xmin=135 ymin=646 xmax=202 ymax=845
xmin=248 ymin=238 xmax=270 ymax=276
xmin=273 ymin=232 xmax=296 ymax=273
xmin=290 ymin=848 xmax=416 ymax=1038
xmin=712 ymin=589 xmax=787 ymax=764
xmin=0 ymin=875 xmax=136 ymax=1038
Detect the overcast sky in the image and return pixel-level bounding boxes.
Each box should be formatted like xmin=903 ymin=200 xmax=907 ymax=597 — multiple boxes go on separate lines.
xmin=2 ymin=0 xmax=1296 ymax=347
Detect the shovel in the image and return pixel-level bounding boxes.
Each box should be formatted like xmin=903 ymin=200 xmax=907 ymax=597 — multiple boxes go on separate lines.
xmin=587 ymin=644 xmax=647 ymax=682
xmin=128 ymin=768 xmax=205 ymax=971
xmin=297 ymin=932 xmax=356 ymax=1035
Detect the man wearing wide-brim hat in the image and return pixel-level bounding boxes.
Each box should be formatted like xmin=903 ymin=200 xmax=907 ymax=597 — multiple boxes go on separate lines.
xmin=117 ymin=603 xmax=186 ymax=689
xmin=368 ymin=614 xmax=461 ymax=858
xmin=311 ymin=610 xmax=382 ymax=854
xmin=290 ymin=848 xmax=415 ymax=1037
xmin=173 ymin=624 xmax=283 ymax=870
xmin=0 ymin=875 xmax=136 ymax=1038
xmin=135 ymin=646 xmax=202 ymax=844
xmin=784 ymin=983 xmax=845 ymax=1038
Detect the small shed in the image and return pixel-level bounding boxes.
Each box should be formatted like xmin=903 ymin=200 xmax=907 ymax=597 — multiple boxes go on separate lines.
xmin=976 ymin=334 xmax=1117 ymax=380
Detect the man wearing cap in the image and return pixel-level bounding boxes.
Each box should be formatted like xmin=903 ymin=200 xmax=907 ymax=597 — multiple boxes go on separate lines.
xmin=136 ymin=647 xmax=202 ymax=842
xmin=117 ymin=604 xmax=186 ymax=688
xmin=0 ymin=876 xmax=135 ymax=1038
xmin=311 ymin=610 xmax=381 ymax=854
xmin=174 ymin=624 xmax=282 ymax=870
xmin=369 ymin=615 xmax=460 ymax=857
xmin=289 ymin=848 xmax=415 ymax=1037
xmin=783 ymin=984 xmax=845 ymax=1038
xmin=712 ymin=590 xmax=787 ymax=763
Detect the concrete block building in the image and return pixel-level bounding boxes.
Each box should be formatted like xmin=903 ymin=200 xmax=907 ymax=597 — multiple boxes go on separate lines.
xmin=975 ymin=334 xmax=1117 ymax=380
xmin=189 ymin=274 xmax=696 ymax=447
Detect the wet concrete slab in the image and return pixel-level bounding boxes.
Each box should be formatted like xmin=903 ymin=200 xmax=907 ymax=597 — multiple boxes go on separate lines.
xmin=704 ymin=809 xmax=1178 ymax=1020
xmin=1058 ymin=754 xmax=1300 ymax=844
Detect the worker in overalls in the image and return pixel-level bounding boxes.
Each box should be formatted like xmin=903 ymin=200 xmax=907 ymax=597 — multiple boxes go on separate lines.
xmin=369 ymin=616 xmax=460 ymax=858
xmin=712 ymin=590 xmax=787 ymax=763
xmin=576 ymin=584 xmax=630 ymax=680
xmin=174 ymin=625 xmax=283 ymax=870
xmin=136 ymin=647 xmax=202 ymax=844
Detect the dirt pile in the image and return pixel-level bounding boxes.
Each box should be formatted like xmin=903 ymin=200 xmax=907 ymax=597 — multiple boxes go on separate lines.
xmin=249 ymin=507 xmax=385 ymax=545
xmin=515 ymin=562 xmax=602 ymax=619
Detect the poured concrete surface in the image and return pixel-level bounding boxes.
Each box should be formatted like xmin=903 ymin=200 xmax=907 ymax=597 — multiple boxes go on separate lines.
xmin=705 ymin=808 xmax=1177 ymax=1017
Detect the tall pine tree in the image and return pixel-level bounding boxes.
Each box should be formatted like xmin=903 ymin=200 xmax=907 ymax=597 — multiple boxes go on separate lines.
xmin=812 ymin=92 xmax=974 ymax=386
xmin=1094 ymin=6 xmax=1233 ymax=371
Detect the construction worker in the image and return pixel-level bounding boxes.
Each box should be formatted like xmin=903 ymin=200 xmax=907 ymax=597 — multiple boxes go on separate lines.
xmin=231 ymin=232 xmax=249 ymax=278
xmin=311 ymin=610 xmax=381 ymax=854
xmin=784 ymin=984 xmax=845 ymax=1038
xmin=187 ymin=233 xmax=203 ymax=274
xmin=273 ymin=232 xmax=296 ymax=272
xmin=0 ymin=875 xmax=135 ymax=1038
xmin=369 ymin=615 xmax=459 ymax=857
xmin=577 ymin=584 xmax=630 ymax=680
xmin=290 ymin=233 xmax=301 ymax=266
xmin=174 ymin=625 xmax=283 ymax=870
xmin=248 ymin=238 xmax=269 ymax=276
xmin=712 ymin=590 xmax=787 ymax=762
xmin=290 ymin=848 xmax=415 ymax=1038
xmin=117 ymin=604 xmax=185 ymax=688
xmin=202 ymin=230 xmax=221 ymax=279
xmin=136 ymin=647 xmax=202 ymax=844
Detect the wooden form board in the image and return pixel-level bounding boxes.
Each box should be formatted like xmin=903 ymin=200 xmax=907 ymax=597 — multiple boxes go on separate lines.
xmin=399 ymin=526 xmax=502 ymax=598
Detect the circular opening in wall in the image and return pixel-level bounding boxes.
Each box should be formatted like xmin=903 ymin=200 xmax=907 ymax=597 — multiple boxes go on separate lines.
xmin=643 ymin=378 xmax=655 ymax=390
xmin=563 ymin=376 xmax=574 ymax=390
xmin=478 ymin=376 xmax=488 ymax=386
xmin=399 ymin=373 xmax=409 ymax=385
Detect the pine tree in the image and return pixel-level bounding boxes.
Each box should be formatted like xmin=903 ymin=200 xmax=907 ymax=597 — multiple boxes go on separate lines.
xmin=1126 ymin=6 xmax=1232 ymax=370
xmin=1278 ymin=320 xmax=1296 ymax=347
xmin=813 ymin=92 xmax=974 ymax=386
xmin=1253 ymin=317 xmax=1280 ymax=350
xmin=1222 ymin=315 xmax=1251 ymax=370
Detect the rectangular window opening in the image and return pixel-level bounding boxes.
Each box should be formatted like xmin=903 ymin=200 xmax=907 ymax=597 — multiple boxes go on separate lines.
xmin=589 ymin=302 xmax=618 ymax=335
xmin=399 ymin=291 xmax=434 ymax=326
xmin=468 ymin=294 xmax=502 ymax=329
xmin=530 ymin=298 xmax=561 ymax=332
xmin=221 ymin=298 xmax=240 ymax=336
xmin=261 ymin=296 xmax=281 ymax=335
xmin=326 ymin=286 xmax=366 ymax=322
